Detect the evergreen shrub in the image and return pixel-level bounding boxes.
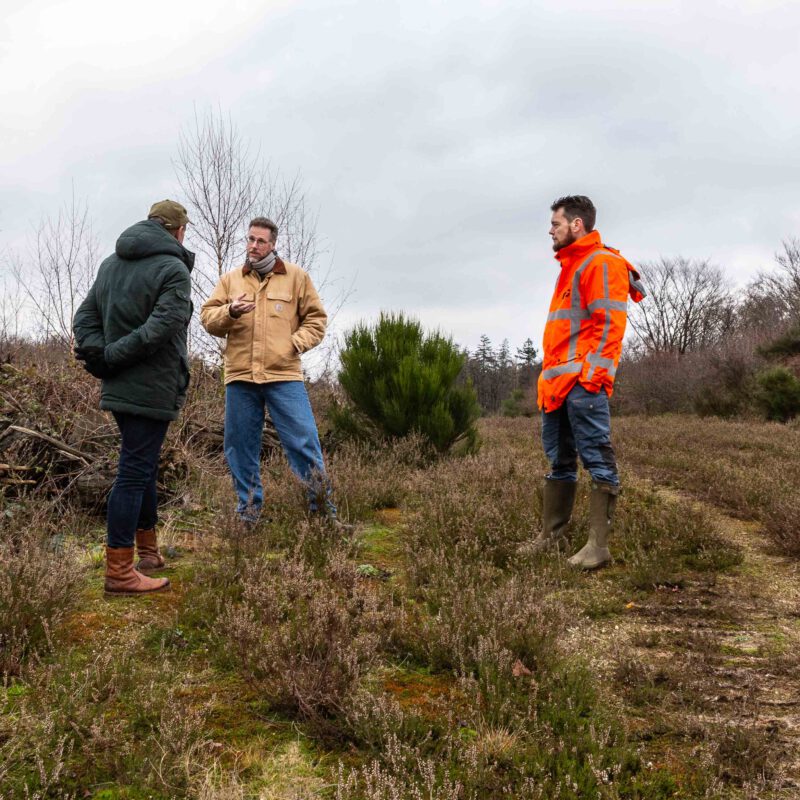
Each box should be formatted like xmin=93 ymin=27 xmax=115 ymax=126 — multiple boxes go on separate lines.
xmin=500 ymin=388 xmax=527 ymax=417
xmin=333 ymin=312 xmax=480 ymax=453
xmin=757 ymin=326 xmax=800 ymax=359
xmin=754 ymin=366 xmax=800 ymax=422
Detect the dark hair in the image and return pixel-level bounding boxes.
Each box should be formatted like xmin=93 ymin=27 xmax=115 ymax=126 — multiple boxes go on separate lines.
xmin=249 ymin=217 xmax=278 ymax=242
xmin=551 ymin=195 xmax=596 ymax=232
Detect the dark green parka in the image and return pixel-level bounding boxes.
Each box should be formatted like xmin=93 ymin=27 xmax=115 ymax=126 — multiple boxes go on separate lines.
xmin=73 ymin=220 xmax=194 ymax=421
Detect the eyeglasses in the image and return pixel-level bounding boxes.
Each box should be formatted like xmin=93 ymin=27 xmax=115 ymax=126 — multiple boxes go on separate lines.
xmin=247 ymin=235 xmax=272 ymax=247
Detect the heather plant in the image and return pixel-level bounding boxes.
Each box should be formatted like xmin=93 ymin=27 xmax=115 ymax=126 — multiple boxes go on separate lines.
xmin=2 ymin=335 xmax=788 ymax=796
xmin=334 ymin=312 xmax=480 ymax=453
xmin=336 ymin=681 xmax=663 ymax=799
xmin=408 ymin=560 xmax=566 ymax=678
xmin=365 ymin=419 xmax=693 ymax=798
xmin=615 ymin=413 xmax=800 ymax=555
xmin=0 ymin=520 xmax=85 ymax=675
xmin=0 ymin=643 xmax=212 ymax=797
xmin=217 ymin=546 xmax=396 ymax=722
xmin=402 ymin=438 xmax=542 ymax=569
xmin=612 ymin=478 xmax=743 ymax=588
xmin=326 ymin=434 xmax=433 ymax=518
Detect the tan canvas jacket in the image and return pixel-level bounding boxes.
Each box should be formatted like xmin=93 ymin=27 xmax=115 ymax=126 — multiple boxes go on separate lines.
xmin=200 ymin=257 xmax=327 ymax=384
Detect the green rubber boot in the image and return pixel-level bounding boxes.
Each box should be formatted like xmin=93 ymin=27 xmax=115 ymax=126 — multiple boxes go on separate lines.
xmin=518 ymin=478 xmax=577 ymax=556
xmin=568 ymin=481 xmax=619 ymax=570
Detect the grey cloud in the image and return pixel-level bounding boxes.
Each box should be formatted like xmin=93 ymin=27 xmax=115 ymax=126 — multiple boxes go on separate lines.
xmin=2 ymin=0 xmax=799 ymax=354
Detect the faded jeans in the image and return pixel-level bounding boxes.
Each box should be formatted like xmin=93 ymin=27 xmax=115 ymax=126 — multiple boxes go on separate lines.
xmin=224 ymin=380 xmax=335 ymax=521
xmin=541 ymin=383 xmax=619 ymax=486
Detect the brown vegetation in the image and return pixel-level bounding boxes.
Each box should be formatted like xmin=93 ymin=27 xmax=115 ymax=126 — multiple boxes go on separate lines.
xmin=1 ymin=341 xmax=799 ymax=798
xmin=615 ymin=413 xmax=800 ymax=556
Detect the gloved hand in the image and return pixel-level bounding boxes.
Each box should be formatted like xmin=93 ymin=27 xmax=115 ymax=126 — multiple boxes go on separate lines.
xmin=74 ymin=346 xmax=117 ymax=379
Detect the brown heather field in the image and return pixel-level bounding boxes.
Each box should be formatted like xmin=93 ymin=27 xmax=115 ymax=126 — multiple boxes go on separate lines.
xmin=1 ymin=347 xmax=799 ymax=799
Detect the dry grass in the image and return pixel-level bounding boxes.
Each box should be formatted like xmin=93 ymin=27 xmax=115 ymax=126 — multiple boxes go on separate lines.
xmin=615 ymin=413 xmax=800 ymax=555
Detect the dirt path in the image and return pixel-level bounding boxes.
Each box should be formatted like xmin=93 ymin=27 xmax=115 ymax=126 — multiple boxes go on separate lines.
xmin=576 ymin=485 xmax=800 ymax=797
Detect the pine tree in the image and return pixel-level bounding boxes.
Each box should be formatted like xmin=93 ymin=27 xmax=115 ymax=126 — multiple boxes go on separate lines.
xmin=516 ymin=338 xmax=539 ymax=389
xmin=335 ymin=312 xmax=480 ymax=452
xmin=515 ymin=338 xmax=539 ymax=367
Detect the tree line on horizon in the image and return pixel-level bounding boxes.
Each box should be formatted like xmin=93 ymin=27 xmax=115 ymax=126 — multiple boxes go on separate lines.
xmin=2 ymin=107 xmax=799 ymax=426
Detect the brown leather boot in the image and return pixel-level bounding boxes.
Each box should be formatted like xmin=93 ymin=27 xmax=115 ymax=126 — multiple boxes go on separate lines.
xmin=135 ymin=527 xmax=166 ymax=573
xmin=105 ymin=546 xmax=169 ymax=595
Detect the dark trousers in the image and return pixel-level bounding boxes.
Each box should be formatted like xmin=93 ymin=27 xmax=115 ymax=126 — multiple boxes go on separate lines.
xmin=106 ymin=412 xmax=170 ymax=548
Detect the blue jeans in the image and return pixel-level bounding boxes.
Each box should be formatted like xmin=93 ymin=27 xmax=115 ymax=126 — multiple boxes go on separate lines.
xmin=107 ymin=412 xmax=170 ymax=548
xmin=224 ymin=380 xmax=335 ymax=520
xmin=541 ymin=383 xmax=619 ymax=486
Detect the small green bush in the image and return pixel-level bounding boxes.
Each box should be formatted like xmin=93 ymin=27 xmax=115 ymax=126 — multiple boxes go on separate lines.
xmin=754 ymin=366 xmax=800 ymax=422
xmin=757 ymin=326 xmax=800 ymax=359
xmin=334 ymin=312 xmax=480 ymax=453
xmin=500 ymin=388 xmax=528 ymax=418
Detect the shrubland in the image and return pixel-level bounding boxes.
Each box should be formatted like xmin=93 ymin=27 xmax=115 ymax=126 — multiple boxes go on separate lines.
xmin=2 ymin=339 xmax=797 ymax=798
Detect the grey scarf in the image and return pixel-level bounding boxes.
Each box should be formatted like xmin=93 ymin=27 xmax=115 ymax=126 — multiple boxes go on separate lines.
xmin=249 ymin=250 xmax=277 ymax=278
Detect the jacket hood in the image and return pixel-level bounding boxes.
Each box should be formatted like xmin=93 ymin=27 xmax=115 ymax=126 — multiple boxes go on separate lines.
xmin=115 ymin=220 xmax=195 ymax=272
xmin=555 ymin=230 xmax=645 ymax=303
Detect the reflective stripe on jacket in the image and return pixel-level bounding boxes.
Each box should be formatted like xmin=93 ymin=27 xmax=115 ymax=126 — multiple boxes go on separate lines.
xmin=537 ymin=230 xmax=644 ymax=412
xmin=200 ymin=257 xmax=327 ymax=385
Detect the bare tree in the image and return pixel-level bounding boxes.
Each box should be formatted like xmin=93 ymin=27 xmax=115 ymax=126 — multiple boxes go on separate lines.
xmin=173 ymin=108 xmax=344 ymax=364
xmin=174 ymin=108 xmax=264 ymax=295
xmin=261 ymin=171 xmax=322 ymax=271
xmin=0 ymin=274 xmax=25 ymax=348
xmin=11 ymin=192 xmax=99 ymax=348
xmin=740 ymin=238 xmax=800 ymax=328
xmin=628 ymin=257 xmax=735 ymax=356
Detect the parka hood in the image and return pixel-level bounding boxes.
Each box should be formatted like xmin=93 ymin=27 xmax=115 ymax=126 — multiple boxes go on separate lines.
xmin=555 ymin=230 xmax=645 ymax=303
xmin=115 ymin=220 xmax=195 ymax=272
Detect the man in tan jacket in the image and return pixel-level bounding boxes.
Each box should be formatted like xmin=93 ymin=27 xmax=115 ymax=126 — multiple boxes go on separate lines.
xmin=200 ymin=217 xmax=338 ymax=524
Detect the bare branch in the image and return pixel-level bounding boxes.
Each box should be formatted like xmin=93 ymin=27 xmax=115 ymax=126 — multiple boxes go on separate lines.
xmin=174 ymin=108 xmax=345 ymax=373
xmin=628 ymin=257 xmax=735 ymax=356
xmin=11 ymin=189 xmax=99 ymax=348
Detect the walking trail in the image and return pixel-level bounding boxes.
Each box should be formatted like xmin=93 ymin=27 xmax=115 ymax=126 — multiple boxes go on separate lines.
xmin=572 ymin=484 xmax=800 ymax=796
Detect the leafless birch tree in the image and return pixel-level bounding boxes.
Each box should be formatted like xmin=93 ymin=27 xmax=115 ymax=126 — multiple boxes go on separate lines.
xmin=174 ymin=109 xmax=264 ymax=294
xmin=11 ymin=192 xmax=99 ymax=348
xmin=174 ymin=108 xmax=344 ymax=364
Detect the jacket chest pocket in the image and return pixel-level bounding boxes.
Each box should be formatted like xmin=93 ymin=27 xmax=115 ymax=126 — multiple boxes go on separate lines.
xmin=266 ymin=289 xmax=293 ymax=317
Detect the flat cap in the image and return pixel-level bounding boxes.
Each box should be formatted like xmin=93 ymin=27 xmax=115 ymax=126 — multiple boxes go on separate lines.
xmin=147 ymin=199 xmax=191 ymax=230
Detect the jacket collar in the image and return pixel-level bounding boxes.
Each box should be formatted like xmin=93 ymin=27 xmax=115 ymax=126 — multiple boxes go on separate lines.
xmin=554 ymin=230 xmax=603 ymax=269
xmin=242 ymin=255 xmax=287 ymax=276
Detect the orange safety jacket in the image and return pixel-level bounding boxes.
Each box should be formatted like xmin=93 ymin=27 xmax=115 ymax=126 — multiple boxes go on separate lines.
xmin=538 ymin=230 xmax=645 ymax=413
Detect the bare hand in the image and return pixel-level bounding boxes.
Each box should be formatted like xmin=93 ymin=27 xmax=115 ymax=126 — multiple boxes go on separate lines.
xmin=229 ymin=293 xmax=256 ymax=319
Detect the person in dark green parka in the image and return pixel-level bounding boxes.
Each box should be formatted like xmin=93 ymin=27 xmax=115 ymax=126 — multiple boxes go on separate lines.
xmin=73 ymin=200 xmax=194 ymax=595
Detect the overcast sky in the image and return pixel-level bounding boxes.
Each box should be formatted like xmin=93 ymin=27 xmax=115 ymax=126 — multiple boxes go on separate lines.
xmin=2 ymin=0 xmax=799 ymax=355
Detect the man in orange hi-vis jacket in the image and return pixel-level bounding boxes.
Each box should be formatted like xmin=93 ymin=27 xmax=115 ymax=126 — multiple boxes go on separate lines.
xmin=520 ymin=195 xmax=645 ymax=569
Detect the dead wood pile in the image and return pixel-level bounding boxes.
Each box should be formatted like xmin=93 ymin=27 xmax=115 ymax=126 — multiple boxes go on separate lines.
xmin=0 ymin=360 xmax=281 ymax=508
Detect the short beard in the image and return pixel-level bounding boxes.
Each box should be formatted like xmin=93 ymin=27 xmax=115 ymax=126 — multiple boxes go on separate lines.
xmin=552 ymin=230 xmax=576 ymax=252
